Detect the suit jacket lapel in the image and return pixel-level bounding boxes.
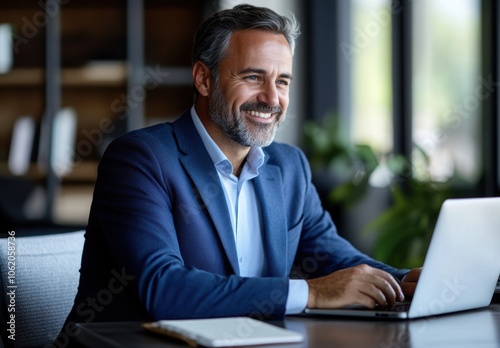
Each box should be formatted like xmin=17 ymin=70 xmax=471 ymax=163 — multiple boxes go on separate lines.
xmin=254 ymin=162 xmax=288 ymax=277
xmin=173 ymin=112 xmax=240 ymax=275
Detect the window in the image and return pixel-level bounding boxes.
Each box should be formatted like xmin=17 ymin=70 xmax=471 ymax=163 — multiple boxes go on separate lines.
xmin=412 ymin=0 xmax=481 ymax=183
xmin=348 ymin=0 xmax=482 ymax=184
xmin=350 ymin=0 xmax=393 ymax=154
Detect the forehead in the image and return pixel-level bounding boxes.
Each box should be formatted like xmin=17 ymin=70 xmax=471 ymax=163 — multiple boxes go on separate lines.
xmin=221 ymin=29 xmax=293 ymax=71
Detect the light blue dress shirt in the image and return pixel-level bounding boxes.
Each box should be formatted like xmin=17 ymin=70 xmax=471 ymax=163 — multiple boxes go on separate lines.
xmin=190 ymin=107 xmax=308 ymax=314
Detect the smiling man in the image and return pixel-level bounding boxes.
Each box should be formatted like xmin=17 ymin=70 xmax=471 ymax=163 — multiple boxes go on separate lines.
xmin=63 ymin=4 xmax=420 ymax=333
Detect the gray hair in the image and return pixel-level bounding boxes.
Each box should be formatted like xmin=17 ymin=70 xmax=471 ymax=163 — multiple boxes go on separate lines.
xmin=192 ymin=4 xmax=300 ymax=96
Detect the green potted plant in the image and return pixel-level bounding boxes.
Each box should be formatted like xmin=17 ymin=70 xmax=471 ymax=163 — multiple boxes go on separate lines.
xmin=304 ymin=117 xmax=452 ymax=269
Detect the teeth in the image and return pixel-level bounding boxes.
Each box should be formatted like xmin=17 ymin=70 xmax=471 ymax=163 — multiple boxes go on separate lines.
xmin=249 ymin=111 xmax=272 ymax=119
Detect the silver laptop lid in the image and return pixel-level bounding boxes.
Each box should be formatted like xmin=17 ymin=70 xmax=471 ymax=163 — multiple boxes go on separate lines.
xmin=408 ymin=197 xmax=500 ymax=318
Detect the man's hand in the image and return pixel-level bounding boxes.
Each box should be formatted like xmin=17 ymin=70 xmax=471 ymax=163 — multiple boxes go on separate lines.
xmin=306 ymin=264 xmax=405 ymax=309
xmin=401 ymin=267 xmax=422 ymax=297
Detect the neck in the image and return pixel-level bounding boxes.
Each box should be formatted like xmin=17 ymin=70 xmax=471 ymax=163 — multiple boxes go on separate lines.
xmin=217 ymin=140 xmax=249 ymax=177
xmin=195 ymin=102 xmax=250 ymax=177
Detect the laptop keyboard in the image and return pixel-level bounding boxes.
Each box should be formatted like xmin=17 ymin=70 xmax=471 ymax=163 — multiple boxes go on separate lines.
xmin=345 ymin=277 xmax=500 ymax=311
xmin=387 ymin=302 xmax=411 ymax=312
xmin=348 ymin=302 xmax=411 ymax=312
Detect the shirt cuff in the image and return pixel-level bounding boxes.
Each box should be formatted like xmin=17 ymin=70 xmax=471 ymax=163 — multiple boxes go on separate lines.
xmin=285 ymin=279 xmax=309 ymax=314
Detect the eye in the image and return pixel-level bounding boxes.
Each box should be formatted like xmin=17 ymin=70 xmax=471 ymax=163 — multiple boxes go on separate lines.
xmin=277 ymin=79 xmax=290 ymax=87
xmin=245 ymin=75 xmax=260 ymax=82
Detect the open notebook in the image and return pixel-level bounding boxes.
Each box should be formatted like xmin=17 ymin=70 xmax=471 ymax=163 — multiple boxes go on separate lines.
xmin=143 ymin=317 xmax=303 ymax=347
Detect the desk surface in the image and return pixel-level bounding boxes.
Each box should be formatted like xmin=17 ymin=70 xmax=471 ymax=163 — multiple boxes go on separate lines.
xmin=75 ymin=304 xmax=500 ymax=348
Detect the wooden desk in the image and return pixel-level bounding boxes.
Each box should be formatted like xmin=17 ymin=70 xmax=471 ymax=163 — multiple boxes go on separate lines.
xmin=74 ymin=304 xmax=500 ymax=348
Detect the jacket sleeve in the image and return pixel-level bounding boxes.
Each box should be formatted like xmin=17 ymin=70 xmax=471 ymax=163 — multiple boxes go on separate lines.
xmin=290 ymin=148 xmax=409 ymax=281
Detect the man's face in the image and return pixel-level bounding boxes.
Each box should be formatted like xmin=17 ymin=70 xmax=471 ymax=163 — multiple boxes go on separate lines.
xmin=208 ymin=29 xmax=293 ymax=147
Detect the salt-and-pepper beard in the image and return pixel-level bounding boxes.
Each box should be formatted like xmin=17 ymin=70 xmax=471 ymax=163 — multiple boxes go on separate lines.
xmin=208 ymin=79 xmax=285 ymax=148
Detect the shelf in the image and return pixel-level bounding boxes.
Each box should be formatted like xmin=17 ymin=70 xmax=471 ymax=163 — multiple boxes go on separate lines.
xmin=146 ymin=66 xmax=192 ymax=86
xmin=0 ymin=161 xmax=98 ymax=184
xmin=63 ymin=62 xmax=127 ymax=86
xmin=0 ymin=64 xmax=193 ymax=87
xmin=0 ymin=68 xmax=44 ymax=86
xmin=61 ymin=160 xmax=99 ymax=183
xmin=0 ymin=62 xmax=128 ymax=87
xmin=0 ymin=1 xmax=207 ymax=228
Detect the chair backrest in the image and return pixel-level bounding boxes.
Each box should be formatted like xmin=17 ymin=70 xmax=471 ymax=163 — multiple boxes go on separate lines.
xmin=0 ymin=231 xmax=85 ymax=347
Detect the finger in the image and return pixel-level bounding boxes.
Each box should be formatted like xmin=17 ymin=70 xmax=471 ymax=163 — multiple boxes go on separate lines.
xmin=374 ymin=277 xmax=399 ymax=306
xmin=370 ymin=269 xmax=405 ymax=303
xmin=359 ymin=282 xmax=392 ymax=307
xmin=352 ymin=265 xmax=404 ymax=305
xmin=392 ymin=276 xmax=405 ymax=302
xmin=354 ymin=271 xmax=398 ymax=307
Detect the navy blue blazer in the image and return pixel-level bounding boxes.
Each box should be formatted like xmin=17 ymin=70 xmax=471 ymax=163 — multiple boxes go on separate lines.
xmin=65 ymin=110 xmax=407 ymax=324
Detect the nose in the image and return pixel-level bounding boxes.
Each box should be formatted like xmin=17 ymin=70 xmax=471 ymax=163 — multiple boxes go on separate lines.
xmin=257 ymin=81 xmax=280 ymax=107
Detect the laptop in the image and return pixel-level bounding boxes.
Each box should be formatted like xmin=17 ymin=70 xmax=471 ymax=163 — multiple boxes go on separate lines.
xmin=304 ymin=197 xmax=500 ymax=319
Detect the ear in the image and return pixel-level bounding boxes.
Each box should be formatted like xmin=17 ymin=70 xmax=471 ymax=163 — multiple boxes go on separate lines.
xmin=192 ymin=61 xmax=211 ymax=97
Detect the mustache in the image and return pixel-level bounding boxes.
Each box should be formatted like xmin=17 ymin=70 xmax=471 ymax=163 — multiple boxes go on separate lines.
xmin=240 ymin=102 xmax=282 ymax=115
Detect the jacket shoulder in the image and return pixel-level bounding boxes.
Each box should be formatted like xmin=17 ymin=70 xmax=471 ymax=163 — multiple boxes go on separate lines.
xmin=264 ymin=142 xmax=308 ymax=167
xmin=105 ymin=122 xmax=176 ymax=154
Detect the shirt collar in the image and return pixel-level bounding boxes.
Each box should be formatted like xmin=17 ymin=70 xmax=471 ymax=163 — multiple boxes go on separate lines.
xmin=190 ymin=106 xmax=265 ymax=179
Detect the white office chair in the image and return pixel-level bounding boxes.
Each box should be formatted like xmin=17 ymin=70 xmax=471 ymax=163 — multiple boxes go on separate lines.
xmin=0 ymin=231 xmax=85 ymax=348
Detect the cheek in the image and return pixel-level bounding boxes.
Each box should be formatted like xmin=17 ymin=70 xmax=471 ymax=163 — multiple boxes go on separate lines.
xmin=232 ymin=90 xmax=259 ymax=109
xmin=224 ymin=84 xmax=244 ymax=101
xmin=279 ymin=93 xmax=290 ymax=109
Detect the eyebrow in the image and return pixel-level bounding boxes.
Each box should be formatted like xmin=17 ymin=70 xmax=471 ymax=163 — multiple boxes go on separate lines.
xmin=238 ymin=68 xmax=294 ymax=81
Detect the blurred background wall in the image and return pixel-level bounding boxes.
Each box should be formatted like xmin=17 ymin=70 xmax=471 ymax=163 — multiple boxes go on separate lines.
xmin=0 ymin=1 xmax=498 ymax=264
